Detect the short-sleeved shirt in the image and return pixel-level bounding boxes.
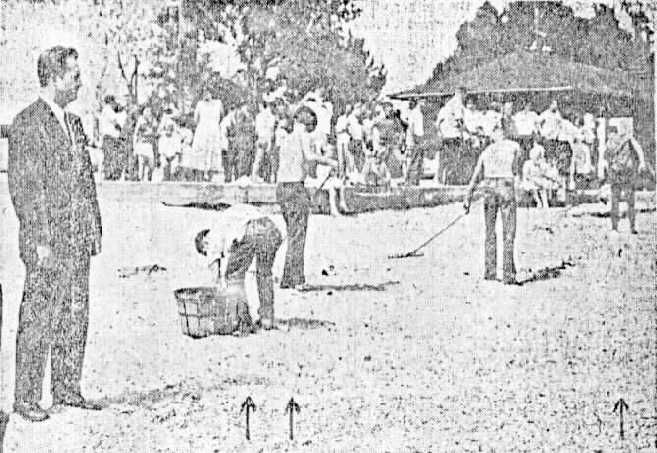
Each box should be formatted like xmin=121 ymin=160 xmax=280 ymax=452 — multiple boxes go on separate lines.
xmin=539 ymin=109 xmax=562 ymax=140
xmin=512 ymin=110 xmax=539 ymax=136
xmin=277 ymin=123 xmax=313 ymax=183
xmin=255 ymin=107 xmax=276 ymax=143
xmin=436 ymin=95 xmax=465 ymax=138
xmin=205 ymin=204 xmax=286 ymax=266
xmin=480 ymin=139 xmax=520 ymax=178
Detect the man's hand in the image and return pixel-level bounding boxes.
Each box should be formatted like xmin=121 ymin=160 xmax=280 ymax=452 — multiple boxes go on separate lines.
xmin=91 ymin=236 xmax=102 ymax=256
xmin=463 ymin=199 xmax=471 ymax=214
xmin=36 ymin=244 xmax=54 ymax=268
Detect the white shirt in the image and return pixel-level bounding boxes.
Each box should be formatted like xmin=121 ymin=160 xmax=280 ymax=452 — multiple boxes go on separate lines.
xmin=558 ymin=119 xmax=578 ymax=143
xmin=205 ymin=204 xmax=286 ymax=266
xmin=335 ymin=115 xmax=349 ymax=137
xmin=436 ymin=95 xmax=464 ymax=138
xmin=100 ymin=104 xmax=123 ymax=138
xmin=40 ymin=93 xmax=69 ymax=138
xmin=255 ymin=107 xmax=276 ymax=143
xmin=512 ymin=110 xmax=539 ymax=136
xmin=481 ymin=110 xmax=502 ymax=137
xmin=539 ymin=109 xmax=562 ymax=140
xmin=403 ymin=106 xmax=424 ymax=138
xmin=277 ymin=123 xmax=314 ymax=183
xmin=463 ymin=108 xmax=483 ymax=135
xmin=304 ymin=99 xmax=332 ymax=136
xmin=347 ymin=114 xmax=364 ymax=141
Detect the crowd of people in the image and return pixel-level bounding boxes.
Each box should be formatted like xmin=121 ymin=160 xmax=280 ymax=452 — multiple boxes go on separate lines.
xmin=96 ymin=84 xmax=427 ymax=191
xmin=5 ymin=44 xmax=650 ymax=428
xmin=433 ymin=86 xmax=605 ymax=205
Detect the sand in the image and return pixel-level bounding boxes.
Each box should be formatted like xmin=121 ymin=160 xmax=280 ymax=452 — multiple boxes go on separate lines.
xmin=0 ymin=181 xmax=654 ymax=452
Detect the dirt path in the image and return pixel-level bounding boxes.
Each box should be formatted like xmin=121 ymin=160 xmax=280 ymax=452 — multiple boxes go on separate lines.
xmin=0 ymin=190 xmax=654 ymax=451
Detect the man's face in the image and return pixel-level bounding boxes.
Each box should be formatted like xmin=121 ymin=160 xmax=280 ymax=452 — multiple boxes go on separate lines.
xmin=54 ymin=56 xmax=81 ymax=106
xmin=305 ymin=121 xmax=316 ymax=133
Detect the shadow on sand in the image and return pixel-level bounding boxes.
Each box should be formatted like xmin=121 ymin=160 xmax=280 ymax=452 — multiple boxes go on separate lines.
xmin=296 ymin=281 xmax=400 ymax=293
xmin=516 ymin=260 xmax=575 ymax=286
xmin=276 ymin=317 xmax=336 ymax=330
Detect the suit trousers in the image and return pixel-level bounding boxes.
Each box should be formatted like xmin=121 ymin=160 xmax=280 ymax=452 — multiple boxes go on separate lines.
xmin=482 ymin=178 xmax=517 ymax=283
xmin=15 ymin=252 xmax=91 ymax=403
xmin=225 ymin=217 xmax=283 ymax=320
xmin=276 ymin=182 xmax=311 ymax=288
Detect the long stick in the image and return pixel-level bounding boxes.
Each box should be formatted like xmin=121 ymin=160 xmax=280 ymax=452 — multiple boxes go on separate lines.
xmin=404 ymin=212 xmax=464 ymax=256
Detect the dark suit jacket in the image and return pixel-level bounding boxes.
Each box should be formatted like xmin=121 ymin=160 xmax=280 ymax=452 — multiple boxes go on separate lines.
xmin=8 ymin=98 xmax=102 ymax=264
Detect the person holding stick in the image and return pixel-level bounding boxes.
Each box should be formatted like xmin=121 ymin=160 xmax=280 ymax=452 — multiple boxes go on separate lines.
xmin=276 ymin=106 xmax=337 ymax=289
xmin=464 ymin=124 xmax=520 ymax=285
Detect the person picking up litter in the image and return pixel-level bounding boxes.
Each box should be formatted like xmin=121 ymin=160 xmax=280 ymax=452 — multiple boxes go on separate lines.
xmin=195 ymin=203 xmax=285 ymax=331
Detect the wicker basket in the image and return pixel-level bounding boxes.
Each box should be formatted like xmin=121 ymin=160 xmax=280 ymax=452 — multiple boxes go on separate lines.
xmin=173 ymin=287 xmax=240 ymax=338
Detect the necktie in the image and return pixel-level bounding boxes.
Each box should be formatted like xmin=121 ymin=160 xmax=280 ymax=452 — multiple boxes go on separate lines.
xmin=64 ymin=112 xmax=73 ymax=145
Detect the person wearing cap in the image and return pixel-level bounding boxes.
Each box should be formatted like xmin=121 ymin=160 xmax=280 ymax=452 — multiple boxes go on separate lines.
xmin=195 ymin=203 xmax=285 ymax=331
xmin=276 ymin=106 xmax=337 ymax=289
xmin=604 ymin=126 xmax=647 ymax=234
xmin=464 ymin=124 xmax=520 ymax=284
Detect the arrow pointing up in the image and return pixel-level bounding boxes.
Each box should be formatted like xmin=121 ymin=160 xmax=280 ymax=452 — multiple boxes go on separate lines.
xmin=613 ymin=398 xmax=629 ymax=440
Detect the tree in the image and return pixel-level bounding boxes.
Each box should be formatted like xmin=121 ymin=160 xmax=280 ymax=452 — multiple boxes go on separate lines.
xmin=428 ymin=1 xmax=650 ymax=85
xmin=189 ymin=0 xmax=386 ymax=109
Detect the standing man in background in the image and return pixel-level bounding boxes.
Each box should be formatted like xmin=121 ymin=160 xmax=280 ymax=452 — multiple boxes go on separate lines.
xmin=8 ymin=46 xmax=103 ymax=422
xmin=403 ymin=98 xmax=425 ymax=185
xmin=276 ymin=106 xmax=337 ymax=289
xmin=604 ymin=126 xmax=647 ymax=234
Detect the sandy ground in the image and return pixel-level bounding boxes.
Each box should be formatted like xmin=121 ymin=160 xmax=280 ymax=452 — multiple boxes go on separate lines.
xmin=0 ymin=181 xmax=654 ymax=452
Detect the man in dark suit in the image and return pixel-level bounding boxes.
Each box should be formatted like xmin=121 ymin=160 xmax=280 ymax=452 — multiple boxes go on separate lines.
xmin=8 ymin=46 xmax=103 ymax=422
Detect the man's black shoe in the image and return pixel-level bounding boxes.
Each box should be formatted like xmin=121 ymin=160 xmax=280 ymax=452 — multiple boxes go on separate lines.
xmin=14 ymin=401 xmax=49 ymax=422
xmin=53 ymin=394 xmax=103 ymax=410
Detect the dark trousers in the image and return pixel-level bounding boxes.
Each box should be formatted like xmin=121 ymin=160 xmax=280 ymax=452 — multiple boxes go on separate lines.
xmin=276 ymin=182 xmax=311 ymax=287
xmin=15 ymin=252 xmax=91 ymax=404
xmin=350 ymin=139 xmax=365 ymax=172
xmin=610 ymin=182 xmax=636 ymax=231
xmin=261 ymin=144 xmax=279 ymax=183
xmin=237 ymin=144 xmax=255 ymax=179
xmin=406 ymin=142 xmax=425 ymax=185
xmin=102 ymin=136 xmax=126 ymax=180
xmin=225 ymin=217 xmax=283 ymax=320
xmin=482 ymin=178 xmax=517 ymax=283
xmin=223 ymin=149 xmax=238 ymax=183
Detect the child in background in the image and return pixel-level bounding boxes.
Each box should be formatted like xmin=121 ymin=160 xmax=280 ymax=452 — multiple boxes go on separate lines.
xmin=195 ymin=204 xmax=285 ymax=331
xmin=133 ymin=106 xmax=158 ymax=181
xmin=177 ymin=126 xmax=194 ymax=181
xmin=361 ymin=147 xmax=392 ymax=191
xmin=158 ymin=111 xmax=182 ymax=181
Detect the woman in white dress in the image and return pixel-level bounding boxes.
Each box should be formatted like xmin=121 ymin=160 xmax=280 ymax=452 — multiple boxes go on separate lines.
xmin=188 ymin=89 xmax=223 ymax=180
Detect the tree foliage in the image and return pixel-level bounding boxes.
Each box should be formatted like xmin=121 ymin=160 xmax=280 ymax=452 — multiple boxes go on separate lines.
xmin=429 ymin=1 xmax=651 ymax=87
xmin=191 ymin=0 xmax=386 ymax=108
